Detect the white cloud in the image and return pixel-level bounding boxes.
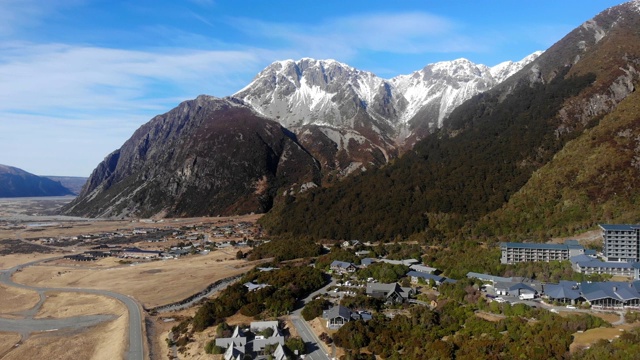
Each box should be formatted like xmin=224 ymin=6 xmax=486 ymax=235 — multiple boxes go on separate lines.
xmin=229 ymin=12 xmax=486 ymax=59
xmin=0 ymin=0 xmax=81 ymax=37
xmin=0 ymin=41 xmax=265 ymax=113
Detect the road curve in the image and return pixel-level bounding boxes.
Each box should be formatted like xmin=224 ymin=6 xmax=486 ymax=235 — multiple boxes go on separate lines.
xmin=0 ymin=257 xmax=144 ymax=360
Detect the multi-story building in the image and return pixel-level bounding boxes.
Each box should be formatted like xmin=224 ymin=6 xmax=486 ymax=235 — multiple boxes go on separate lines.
xmin=500 ymin=240 xmax=584 ymax=264
xmin=600 ymin=224 xmax=640 ymax=262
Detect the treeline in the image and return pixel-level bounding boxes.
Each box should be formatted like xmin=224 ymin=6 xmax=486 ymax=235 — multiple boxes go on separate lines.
xmin=247 ymin=236 xmax=323 ymax=261
xmin=260 ymin=69 xmax=596 ymax=242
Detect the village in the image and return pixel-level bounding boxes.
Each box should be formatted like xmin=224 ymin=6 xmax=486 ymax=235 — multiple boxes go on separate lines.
xmin=4 ymin=216 xmax=640 ymax=360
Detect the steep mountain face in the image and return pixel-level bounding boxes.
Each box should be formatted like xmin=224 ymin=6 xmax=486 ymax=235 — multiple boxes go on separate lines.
xmin=62 ymin=96 xmax=320 ymax=218
xmin=260 ymin=0 xmax=640 ymax=242
xmin=0 ymin=165 xmax=74 ymax=197
xmin=233 ymin=54 xmax=539 ymax=177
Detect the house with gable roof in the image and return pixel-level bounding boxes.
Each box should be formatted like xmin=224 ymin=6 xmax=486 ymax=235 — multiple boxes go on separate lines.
xmin=330 ymin=260 xmax=357 ymax=274
xmin=323 ymin=305 xmax=353 ymax=329
xmin=366 ymin=282 xmax=414 ymax=304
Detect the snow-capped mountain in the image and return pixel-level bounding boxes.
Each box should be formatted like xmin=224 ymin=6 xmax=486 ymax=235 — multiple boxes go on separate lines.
xmin=232 ymin=54 xmax=541 ymax=177
xmin=234 ymin=53 xmax=542 ymax=142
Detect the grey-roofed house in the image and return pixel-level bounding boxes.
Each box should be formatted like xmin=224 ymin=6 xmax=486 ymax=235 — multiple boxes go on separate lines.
xmin=366 ymin=282 xmax=414 ymax=303
xmin=571 ymin=256 xmax=635 ymax=277
xmin=251 ymin=321 xmax=284 ymax=352
xmin=224 ymin=345 xmax=243 ymax=360
xmin=581 ymin=281 xmax=640 ymax=309
xmin=407 ymin=271 xmax=445 ymax=285
xmin=500 ymin=240 xmax=584 ymax=264
xmin=361 ymin=258 xmax=375 ymax=267
xmin=379 ymin=258 xmax=420 ymax=266
xmin=330 ymin=260 xmax=357 ymax=274
xmin=544 ymin=281 xmax=583 ymax=304
xmin=273 ymin=343 xmax=286 ymax=360
xmin=216 ymin=326 xmax=247 ymax=353
xmin=409 ymin=264 xmax=439 ymax=274
xmin=466 ymin=272 xmax=512 ymax=284
xmin=243 ymin=282 xmax=270 ymax=292
xmin=323 ymin=305 xmax=353 ymax=329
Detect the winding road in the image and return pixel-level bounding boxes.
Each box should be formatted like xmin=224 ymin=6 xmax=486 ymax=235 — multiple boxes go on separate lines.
xmin=0 ymin=257 xmax=145 ymax=360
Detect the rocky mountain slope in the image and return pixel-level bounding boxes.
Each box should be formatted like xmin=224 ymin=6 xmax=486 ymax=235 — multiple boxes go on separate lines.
xmin=0 ymin=165 xmax=74 ymax=197
xmin=62 ymin=96 xmax=320 ymax=218
xmin=63 ymin=51 xmax=538 ymax=218
xmin=233 ymin=54 xmax=540 ymax=177
xmin=260 ymin=0 xmax=640 ymax=241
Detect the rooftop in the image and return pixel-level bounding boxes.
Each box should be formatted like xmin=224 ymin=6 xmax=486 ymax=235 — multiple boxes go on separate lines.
xmin=599 ymin=224 xmax=640 ymax=231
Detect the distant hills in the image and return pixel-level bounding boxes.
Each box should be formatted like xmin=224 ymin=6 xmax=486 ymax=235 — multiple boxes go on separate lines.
xmin=44 ymin=176 xmax=88 ymax=195
xmin=0 ymin=164 xmax=76 ymax=197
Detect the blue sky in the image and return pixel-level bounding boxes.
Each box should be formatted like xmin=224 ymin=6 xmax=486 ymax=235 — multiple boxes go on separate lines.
xmin=0 ymin=0 xmax=625 ymax=176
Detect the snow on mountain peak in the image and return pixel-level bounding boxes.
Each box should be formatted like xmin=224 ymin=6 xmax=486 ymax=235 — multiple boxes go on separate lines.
xmin=234 ymin=52 xmax=540 ymax=137
xmin=490 ymin=51 xmax=543 ymax=83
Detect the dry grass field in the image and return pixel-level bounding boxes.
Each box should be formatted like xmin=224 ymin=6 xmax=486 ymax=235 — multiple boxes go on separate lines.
xmin=2 ymin=313 xmax=128 ymax=360
xmin=35 ymin=292 xmax=125 ymax=319
xmin=0 ymin=284 xmax=40 ymax=314
xmin=0 ymin=332 xmax=21 ymax=357
xmin=0 ymin=290 xmax=128 ymax=360
xmin=12 ymin=250 xmax=266 ymax=308
xmin=570 ymin=322 xmax=640 ymax=353
xmin=0 ymin=252 xmax=59 ymax=269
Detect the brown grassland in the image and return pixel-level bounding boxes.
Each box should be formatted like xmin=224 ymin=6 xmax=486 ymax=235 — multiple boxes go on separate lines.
xmin=0 ymin=284 xmax=40 ymax=315
xmin=12 ymin=250 xmax=265 ymax=308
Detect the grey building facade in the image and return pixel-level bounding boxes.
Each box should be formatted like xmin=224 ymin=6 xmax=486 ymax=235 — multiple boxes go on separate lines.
xmin=500 ymin=240 xmax=584 ymax=264
xmin=600 ymin=224 xmax=640 ymax=262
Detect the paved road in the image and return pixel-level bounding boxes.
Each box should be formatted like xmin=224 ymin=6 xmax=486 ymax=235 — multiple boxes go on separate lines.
xmin=0 ymin=315 xmax=117 ymax=333
xmin=0 ymin=257 xmax=144 ymax=360
xmin=289 ymin=279 xmax=336 ymax=360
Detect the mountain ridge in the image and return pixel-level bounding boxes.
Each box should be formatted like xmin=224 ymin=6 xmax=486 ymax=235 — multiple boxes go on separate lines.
xmin=259 ymin=0 xmax=640 ymax=242
xmin=0 ymin=164 xmax=75 ymax=198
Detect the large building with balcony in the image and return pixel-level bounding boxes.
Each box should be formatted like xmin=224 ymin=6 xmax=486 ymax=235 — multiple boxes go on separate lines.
xmin=600 ymin=224 xmax=640 ymax=262
xmin=500 ymin=240 xmax=584 ymax=264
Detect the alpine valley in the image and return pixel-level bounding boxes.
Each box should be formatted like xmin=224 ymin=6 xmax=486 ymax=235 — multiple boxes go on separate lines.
xmin=64 ymin=0 xmax=640 ymax=249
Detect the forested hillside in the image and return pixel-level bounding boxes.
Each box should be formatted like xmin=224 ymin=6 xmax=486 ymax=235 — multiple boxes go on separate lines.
xmin=260 ymin=69 xmax=596 ymax=241
xmin=260 ymin=3 xmax=640 ymax=243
